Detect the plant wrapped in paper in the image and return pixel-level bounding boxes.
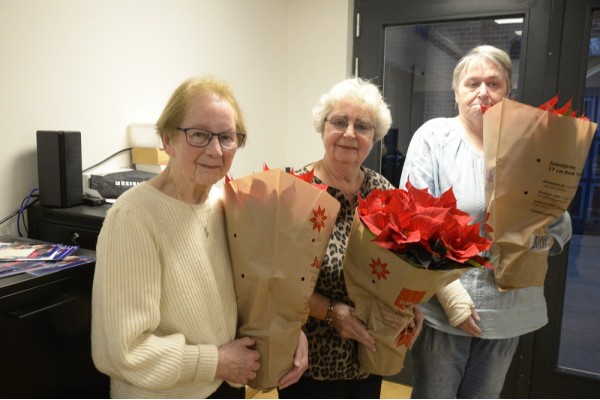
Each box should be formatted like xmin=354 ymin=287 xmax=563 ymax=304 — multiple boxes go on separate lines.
xmin=223 ymin=167 xmax=340 ymax=390
xmin=483 ymin=96 xmax=597 ymax=290
xmin=343 ymin=182 xmax=492 ymax=376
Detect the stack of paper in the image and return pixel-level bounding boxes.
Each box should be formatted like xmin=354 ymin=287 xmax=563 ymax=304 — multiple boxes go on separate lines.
xmin=0 ymin=241 xmax=94 ymax=278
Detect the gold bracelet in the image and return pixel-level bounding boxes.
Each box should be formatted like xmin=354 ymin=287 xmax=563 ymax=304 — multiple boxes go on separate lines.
xmin=326 ymin=302 xmax=335 ymax=327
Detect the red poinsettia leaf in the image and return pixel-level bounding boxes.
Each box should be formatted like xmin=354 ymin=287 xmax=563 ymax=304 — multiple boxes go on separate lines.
xmin=555 ymin=98 xmax=573 ymax=115
xmin=464 ymin=222 xmax=492 ymax=250
xmin=449 ymin=211 xmax=473 ymax=227
xmin=289 ymin=167 xmax=309 ymax=181
xmin=360 ymin=213 xmax=390 ymax=237
xmin=410 ymin=210 xmax=448 ymax=238
xmin=446 ymin=242 xmax=484 ymax=264
xmin=370 ymin=226 xmax=418 ymax=250
xmin=358 ymin=191 xmax=381 ymax=213
xmin=388 ymin=194 xmax=417 ymax=217
xmin=436 ymin=186 xmax=459 ymax=208
xmin=538 ymin=95 xmax=589 ymax=120
xmin=538 ymin=94 xmax=559 ymax=111
xmin=287 ymin=167 xmax=329 ymax=191
xmin=405 ymin=180 xmax=437 ymax=207
xmin=441 ymin=222 xmax=492 ymax=257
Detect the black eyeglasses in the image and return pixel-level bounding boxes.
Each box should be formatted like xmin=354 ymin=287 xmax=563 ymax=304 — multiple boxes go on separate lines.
xmin=325 ymin=116 xmax=374 ymax=135
xmin=175 ymin=127 xmax=246 ymax=150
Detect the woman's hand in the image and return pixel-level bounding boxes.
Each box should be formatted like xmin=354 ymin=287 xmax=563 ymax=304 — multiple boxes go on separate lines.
xmin=330 ymin=302 xmax=377 ymax=352
xmin=215 ymin=337 xmax=260 ymax=385
xmin=457 ymin=307 xmax=482 ymax=337
xmin=407 ymin=305 xmax=424 ymax=350
xmin=436 ymin=279 xmax=477 ymax=329
xmin=278 ymin=330 xmax=308 ymax=389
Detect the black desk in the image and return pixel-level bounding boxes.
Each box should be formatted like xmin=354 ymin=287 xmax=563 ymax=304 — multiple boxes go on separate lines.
xmin=0 ymin=236 xmax=109 ymax=398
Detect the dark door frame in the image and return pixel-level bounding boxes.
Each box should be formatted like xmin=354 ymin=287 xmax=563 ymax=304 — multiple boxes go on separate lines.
xmin=530 ymin=0 xmax=600 ymax=396
xmin=354 ymin=0 xmax=599 ymax=397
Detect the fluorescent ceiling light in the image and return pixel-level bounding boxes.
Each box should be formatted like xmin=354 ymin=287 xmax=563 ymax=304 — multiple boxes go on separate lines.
xmin=495 ymin=18 xmax=524 ymax=24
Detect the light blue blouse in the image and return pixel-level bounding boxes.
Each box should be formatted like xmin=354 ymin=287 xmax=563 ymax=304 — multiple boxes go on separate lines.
xmin=399 ymin=117 xmax=572 ymax=339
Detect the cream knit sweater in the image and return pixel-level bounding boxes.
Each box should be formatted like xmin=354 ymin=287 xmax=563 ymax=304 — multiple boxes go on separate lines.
xmin=91 ymin=182 xmax=237 ymax=398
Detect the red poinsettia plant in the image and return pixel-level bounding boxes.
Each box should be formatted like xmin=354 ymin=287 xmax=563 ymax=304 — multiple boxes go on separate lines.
xmin=357 ymin=181 xmax=493 ymax=270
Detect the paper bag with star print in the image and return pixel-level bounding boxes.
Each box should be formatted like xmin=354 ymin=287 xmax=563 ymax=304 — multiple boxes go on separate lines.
xmin=483 ymin=97 xmax=596 ymax=290
xmin=343 ymin=213 xmax=467 ymax=376
xmin=223 ymin=168 xmax=340 ymax=390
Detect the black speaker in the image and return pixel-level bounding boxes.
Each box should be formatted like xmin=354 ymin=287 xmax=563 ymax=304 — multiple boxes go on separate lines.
xmin=36 ymin=130 xmax=83 ymax=208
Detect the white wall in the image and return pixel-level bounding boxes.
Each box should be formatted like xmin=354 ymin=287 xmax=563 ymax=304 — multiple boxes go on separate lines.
xmin=0 ymin=0 xmax=352 ymax=236
xmin=286 ymin=0 xmax=354 ymax=170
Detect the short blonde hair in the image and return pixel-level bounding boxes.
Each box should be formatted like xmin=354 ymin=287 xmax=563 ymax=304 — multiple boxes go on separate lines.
xmin=156 ymin=76 xmax=247 ymax=147
xmin=312 ymin=77 xmax=392 ymax=142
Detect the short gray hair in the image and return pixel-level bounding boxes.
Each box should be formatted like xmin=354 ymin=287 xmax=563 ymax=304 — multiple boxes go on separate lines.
xmin=312 ymin=77 xmax=392 ymax=142
xmin=452 ymin=45 xmax=513 ymax=97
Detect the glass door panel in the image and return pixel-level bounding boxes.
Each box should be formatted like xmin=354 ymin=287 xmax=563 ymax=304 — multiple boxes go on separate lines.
xmin=557 ymin=9 xmax=600 ymax=379
xmin=381 ymin=17 xmax=524 ymax=186
xmin=376 ymin=14 xmax=525 ymax=390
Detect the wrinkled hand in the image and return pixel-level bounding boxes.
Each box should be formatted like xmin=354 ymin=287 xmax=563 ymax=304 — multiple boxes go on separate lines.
xmin=407 ymin=305 xmax=424 ymax=350
xmin=216 ymin=337 xmax=260 ymax=385
xmin=330 ymin=302 xmax=377 ymax=352
xmin=278 ymin=330 xmax=308 ymax=389
xmin=457 ymin=307 xmax=481 ymax=337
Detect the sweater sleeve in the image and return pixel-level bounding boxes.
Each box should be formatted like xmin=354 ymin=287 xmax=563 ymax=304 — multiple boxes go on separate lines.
xmin=91 ymin=205 xmax=218 ymax=391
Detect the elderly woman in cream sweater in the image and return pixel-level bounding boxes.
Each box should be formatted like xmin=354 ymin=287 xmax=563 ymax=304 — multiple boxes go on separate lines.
xmin=91 ymin=77 xmax=307 ymax=399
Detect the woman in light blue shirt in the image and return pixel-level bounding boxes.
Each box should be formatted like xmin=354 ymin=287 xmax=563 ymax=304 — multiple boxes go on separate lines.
xmin=399 ymin=45 xmax=572 ymax=398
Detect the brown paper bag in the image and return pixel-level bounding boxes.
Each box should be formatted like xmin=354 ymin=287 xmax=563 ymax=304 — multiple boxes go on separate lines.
xmin=343 ymin=213 xmax=466 ymax=376
xmin=483 ymin=98 xmax=597 ymax=290
xmin=223 ymin=168 xmax=340 ymax=390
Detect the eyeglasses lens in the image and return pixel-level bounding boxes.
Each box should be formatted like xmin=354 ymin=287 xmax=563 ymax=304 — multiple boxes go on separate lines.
xmin=328 ymin=117 xmax=373 ymax=135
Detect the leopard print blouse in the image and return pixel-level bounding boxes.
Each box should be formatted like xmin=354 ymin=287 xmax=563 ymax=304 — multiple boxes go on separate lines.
xmin=297 ymin=163 xmax=395 ymax=380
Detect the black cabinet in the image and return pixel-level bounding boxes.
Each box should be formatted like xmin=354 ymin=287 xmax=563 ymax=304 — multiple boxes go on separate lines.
xmin=1 ymin=230 xmax=110 ymax=396
xmin=0 ymin=262 xmax=109 ymax=397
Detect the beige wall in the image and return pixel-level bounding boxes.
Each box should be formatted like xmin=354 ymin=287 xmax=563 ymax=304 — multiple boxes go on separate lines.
xmin=0 ymin=0 xmax=352 ymax=236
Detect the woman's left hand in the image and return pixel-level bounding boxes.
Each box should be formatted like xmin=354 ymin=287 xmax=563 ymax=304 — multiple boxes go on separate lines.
xmin=458 ymin=307 xmax=482 ymax=337
xmin=330 ymin=302 xmax=377 ymax=352
xmin=277 ymin=330 xmax=308 ymax=389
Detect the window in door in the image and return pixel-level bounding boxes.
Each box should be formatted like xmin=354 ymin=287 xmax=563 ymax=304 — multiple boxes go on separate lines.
xmin=557 ymin=9 xmax=600 ymax=379
xmin=381 ymin=16 xmax=524 ymax=187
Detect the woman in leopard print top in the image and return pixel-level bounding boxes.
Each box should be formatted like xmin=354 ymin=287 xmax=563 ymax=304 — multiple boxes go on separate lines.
xmin=279 ymin=78 xmax=423 ymax=399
